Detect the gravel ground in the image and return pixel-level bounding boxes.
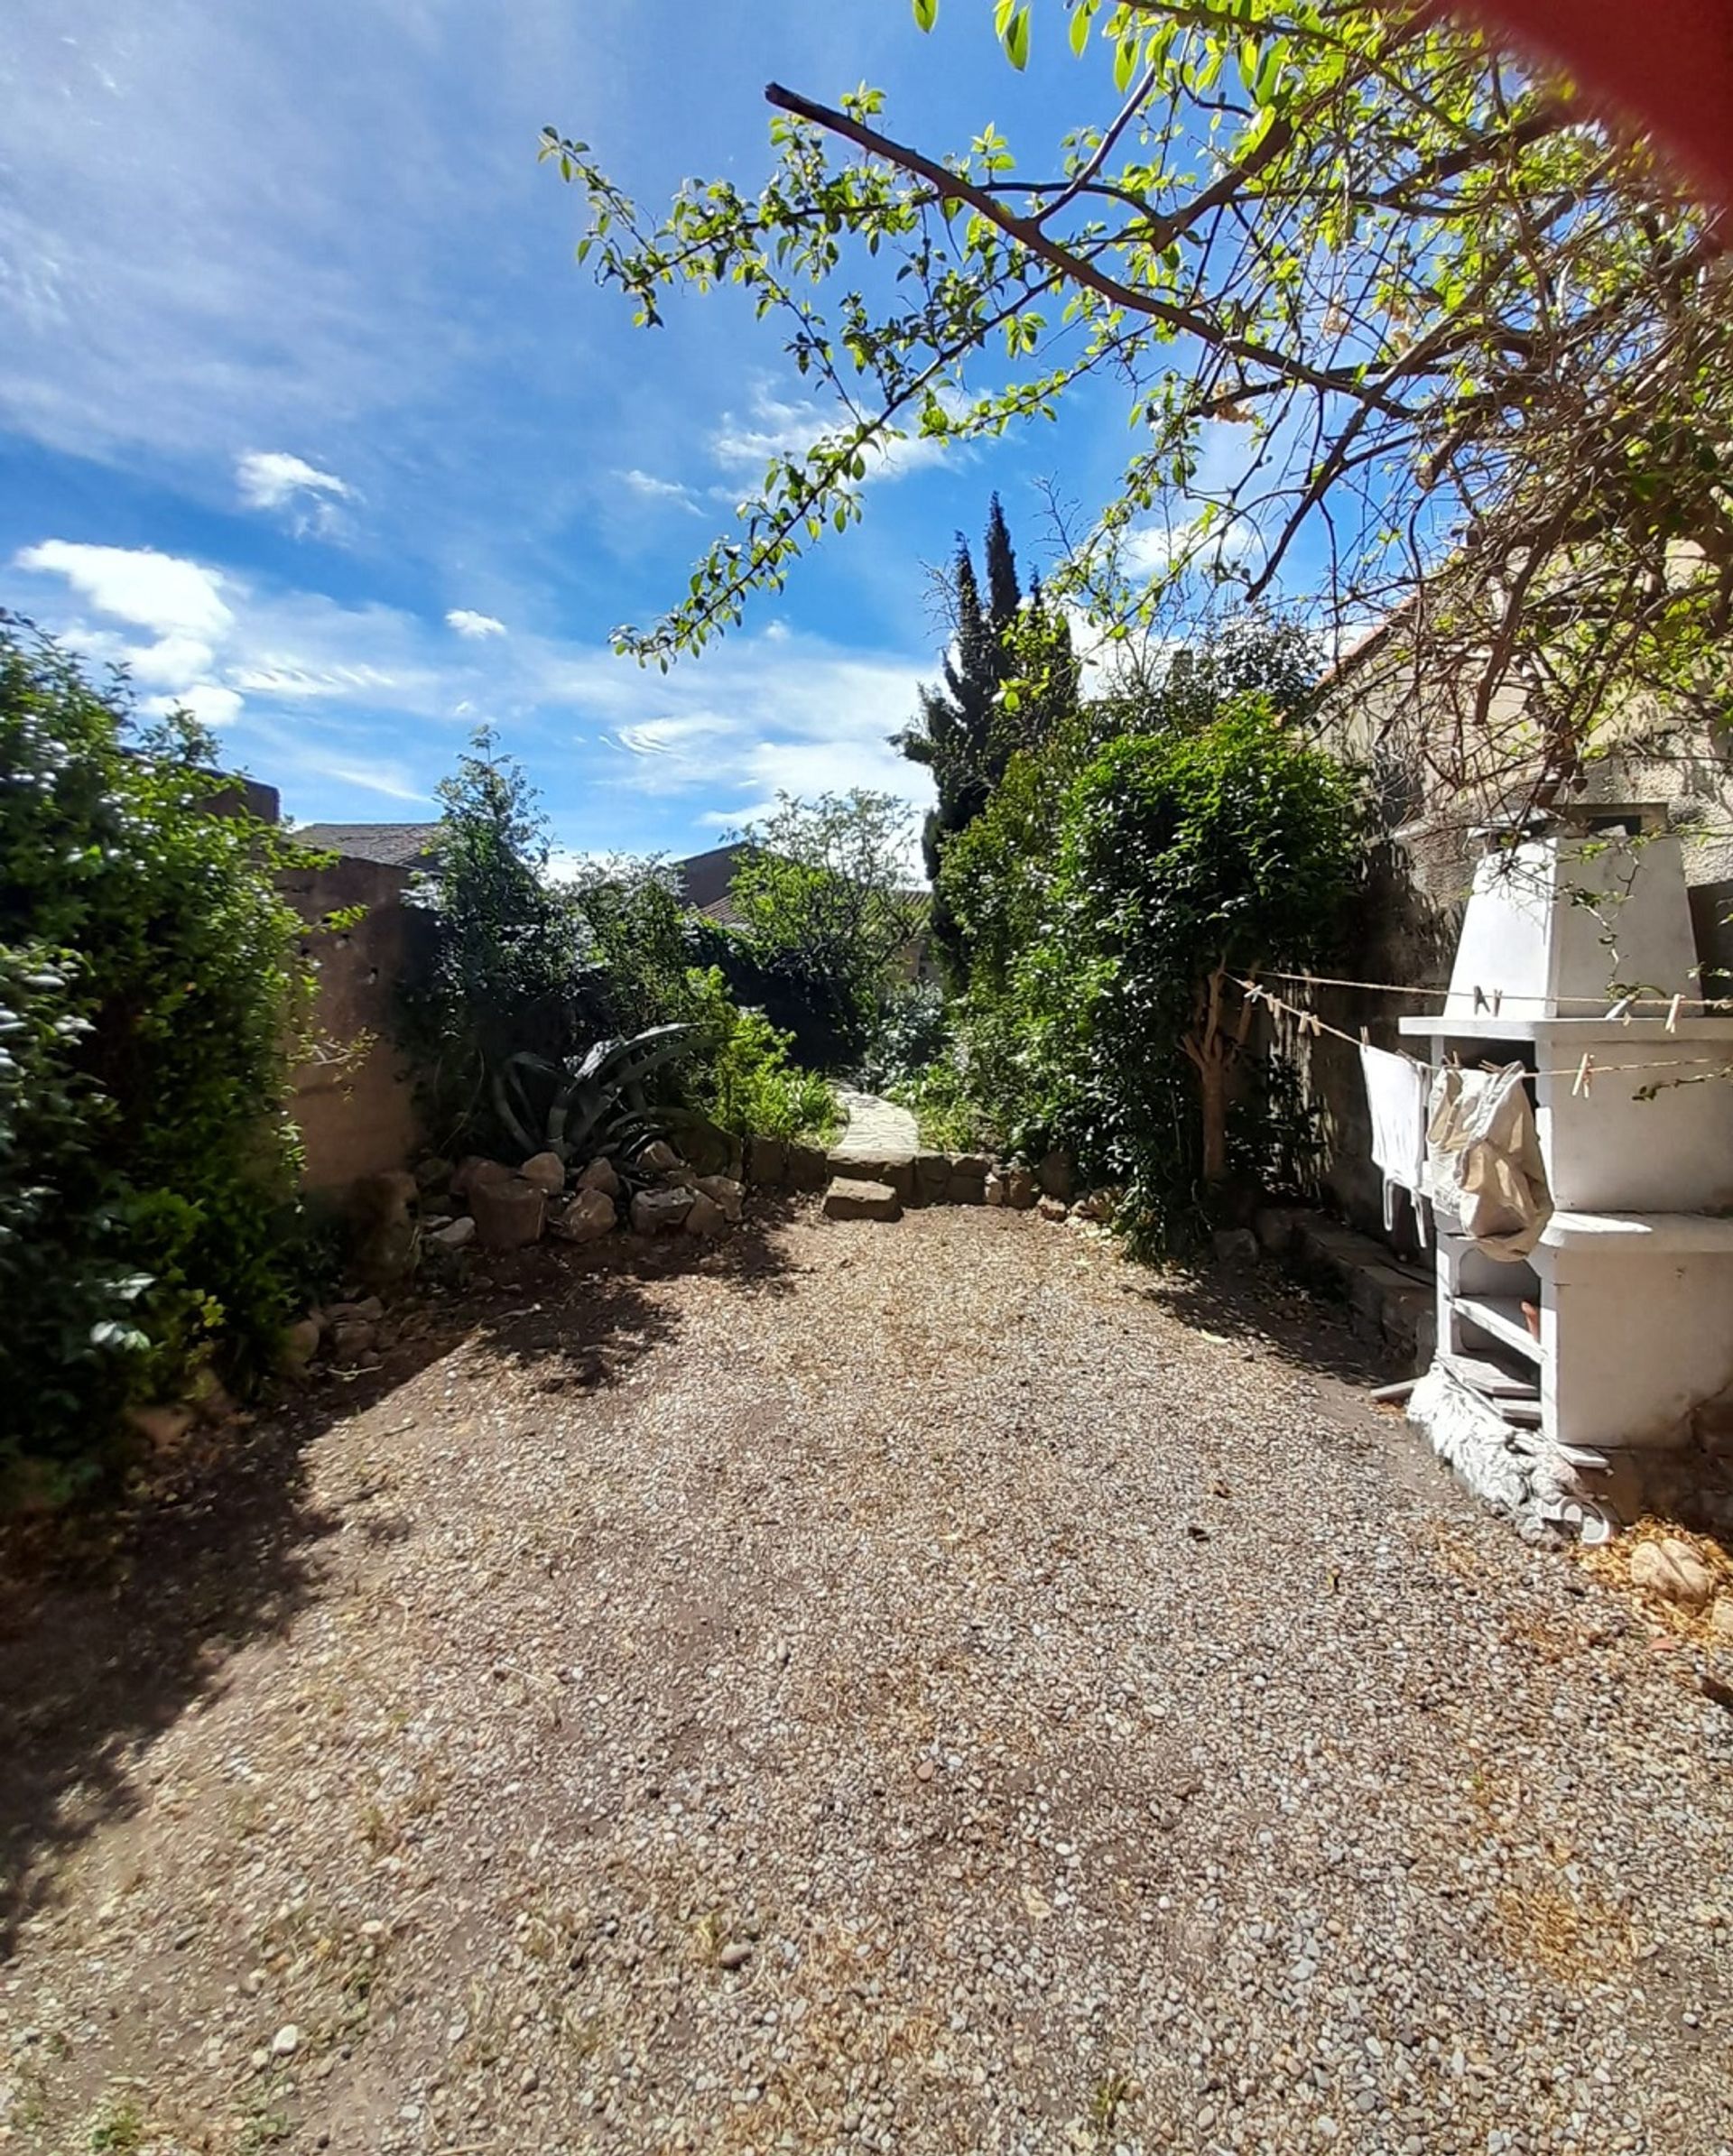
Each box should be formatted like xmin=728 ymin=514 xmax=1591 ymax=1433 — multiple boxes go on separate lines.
xmin=3 ymin=1200 xmax=1731 ymax=2155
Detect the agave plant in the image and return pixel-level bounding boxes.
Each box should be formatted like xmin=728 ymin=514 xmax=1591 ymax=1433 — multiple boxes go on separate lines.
xmin=489 ymin=1023 xmax=697 ymax=1166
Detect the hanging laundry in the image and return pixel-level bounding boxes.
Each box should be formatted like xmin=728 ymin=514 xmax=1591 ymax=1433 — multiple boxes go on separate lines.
xmin=1423 ymin=1064 xmax=1552 ymax=1261
xmin=1359 ymin=1043 xmax=1431 ymax=1243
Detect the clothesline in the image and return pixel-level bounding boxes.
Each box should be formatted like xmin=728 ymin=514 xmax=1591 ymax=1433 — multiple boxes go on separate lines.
xmin=1228 ymin=976 xmax=1733 ymax=1087
xmin=1250 ymin=966 xmax=1733 ymax=1013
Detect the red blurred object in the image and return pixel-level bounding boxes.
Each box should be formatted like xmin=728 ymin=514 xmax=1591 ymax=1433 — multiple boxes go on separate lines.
xmin=1448 ymin=0 xmax=1733 ymax=205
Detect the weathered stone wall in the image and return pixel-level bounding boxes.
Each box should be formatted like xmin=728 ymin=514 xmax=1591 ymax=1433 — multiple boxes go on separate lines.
xmin=281 ymin=854 xmax=435 ymax=1196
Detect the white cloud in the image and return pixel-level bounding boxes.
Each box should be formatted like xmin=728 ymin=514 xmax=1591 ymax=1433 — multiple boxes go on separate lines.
xmin=1120 ymin=509 xmax=1265 ymax=585
xmin=709 ymin=383 xmax=968 ymax=485
xmin=607 ymin=713 xmax=737 ymax=760
xmin=126 ymin=634 xmax=218 ymax=687
xmin=1123 ymin=521 xmax=1201 ymax=580
xmin=8 ymin=537 xmax=936 ymax=849
xmin=228 ymin=659 xmax=405 ymax=698
xmin=13 ymin=541 xmax=233 ymax=641
xmin=142 ymin=683 xmax=244 ymax=729
xmin=446 ymin=608 xmax=507 ymax=640
xmin=236 ymin=449 xmax=352 ymax=514
xmin=618 ymin=469 xmax=701 ymax=514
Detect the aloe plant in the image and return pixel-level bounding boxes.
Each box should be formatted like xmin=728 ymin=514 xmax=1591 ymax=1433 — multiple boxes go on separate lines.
xmin=489 ymin=1023 xmax=697 ymax=1165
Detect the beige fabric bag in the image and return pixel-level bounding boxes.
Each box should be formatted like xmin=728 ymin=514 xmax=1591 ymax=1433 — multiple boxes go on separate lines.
xmin=1423 ymin=1064 xmax=1552 ymax=1261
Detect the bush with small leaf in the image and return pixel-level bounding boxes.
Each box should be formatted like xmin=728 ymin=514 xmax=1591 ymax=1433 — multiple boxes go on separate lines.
xmin=684 ymin=967 xmax=839 ymax=1142
xmin=0 ymin=620 xmax=320 ymax=1501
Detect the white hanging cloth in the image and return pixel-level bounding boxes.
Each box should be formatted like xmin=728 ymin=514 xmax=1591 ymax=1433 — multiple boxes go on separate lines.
xmin=1359 ymin=1042 xmax=1431 ymax=1245
xmin=1423 ymin=1063 xmax=1552 ymax=1262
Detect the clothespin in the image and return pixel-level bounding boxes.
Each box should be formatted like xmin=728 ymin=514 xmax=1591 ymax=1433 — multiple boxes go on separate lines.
xmin=1473 ymin=985 xmax=1487 ymax=1013
xmin=1607 ymin=995 xmax=1635 ymax=1022
xmin=1573 ymin=1051 xmax=1596 ymax=1098
xmin=1491 ymin=989 xmax=1504 ymax=1016
xmin=1359 ymin=1024 xmax=1370 ymax=1046
xmin=1666 ymin=993 xmax=1682 ymax=1033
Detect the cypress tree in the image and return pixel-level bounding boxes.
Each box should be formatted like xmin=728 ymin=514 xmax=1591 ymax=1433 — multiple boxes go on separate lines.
xmin=894 ymin=496 xmax=1075 ymax=979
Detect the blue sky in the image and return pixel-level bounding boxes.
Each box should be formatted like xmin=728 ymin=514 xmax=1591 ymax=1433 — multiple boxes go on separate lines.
xmin=0 ymin=0 xmax=1182 ymax=865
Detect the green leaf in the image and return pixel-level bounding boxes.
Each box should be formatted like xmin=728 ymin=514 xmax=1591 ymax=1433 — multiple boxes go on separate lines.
xmin=1070 ymin=3 xmax=1094 ymax=60
xmin=1114 ymin=32 xmax=1137 ymax=92
xmin=1252 ymin=37 xmax=1290 ymax=106
xmin=1004 ymin=5 xmax=1031 ymax=69
xmin=912 ymin=0 xmax=938 ymax=28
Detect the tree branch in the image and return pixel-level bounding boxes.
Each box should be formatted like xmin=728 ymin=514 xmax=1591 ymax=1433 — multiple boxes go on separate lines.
xmin=761 ymin=82 xmax=1395 ymax=412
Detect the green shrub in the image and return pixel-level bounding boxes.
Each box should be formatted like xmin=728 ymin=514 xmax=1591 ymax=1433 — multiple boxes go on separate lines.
xmin=935 ymin=697 xmax=1360 ymax=1246
xmin=684 ymin=967 xmax=839 ymax=1142
xmin=889 ymin=1050 xmax=989 ymax=1153
xmin=858 ymin=979 xmax=949 ymax=1093
xmin=563 ymin=856 xmax=706 ymax=1038
xmin=404 ymin=739 xmax=719 ymax=1157
xmin=1046 ymin=701 xmax=1360 ymax=1234
xmin=0 ymin=622 xmax=318 ymax=1499
xmin=724 ymin=791 xmax=927 ymax=1068
xmin=401 ymin=730 xmax=588 ymax=1153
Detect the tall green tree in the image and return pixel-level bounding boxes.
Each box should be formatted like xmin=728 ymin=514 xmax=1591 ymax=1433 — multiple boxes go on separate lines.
xmin=894 ymin=498 xmax=1079 ymax=975
xmin=895 ymin=496 xmax=1023 ymax=878
xmin=550 ymin=1 xmax=1730 ymax=817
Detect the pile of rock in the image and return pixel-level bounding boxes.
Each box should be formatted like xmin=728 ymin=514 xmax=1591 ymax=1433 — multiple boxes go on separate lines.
xmin=416 ymin=1140 xmax=747 ymax=1254
xmin=296 ymin=1294 xmax=392 ymax=1372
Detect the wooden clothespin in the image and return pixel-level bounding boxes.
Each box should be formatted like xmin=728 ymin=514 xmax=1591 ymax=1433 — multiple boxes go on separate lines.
xmin=1359 ymin=1024 xmax=1370 ymax=1046
xmin=1491 ymin=989 xmax=1504 ymax=1016
xmin=1573 ymin=1051 xmax=1596 ymax=1098
xmin=1473 ymin=985 xmax=1487 ymax=1013
xmin=1666 ymin=993 xmax=1683 ymax=1033
xmin=1607 ymin=995 xmax=1635 ymax=1022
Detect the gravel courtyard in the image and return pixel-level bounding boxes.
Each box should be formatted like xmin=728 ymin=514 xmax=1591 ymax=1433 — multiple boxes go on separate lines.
xmin=4 ymin=1202 xmax=1731 ymax=2155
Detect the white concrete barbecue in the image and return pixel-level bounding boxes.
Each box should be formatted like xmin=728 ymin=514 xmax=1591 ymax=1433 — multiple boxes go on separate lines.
xmin=1396 ymin=813 xmax=1733 ymax=1525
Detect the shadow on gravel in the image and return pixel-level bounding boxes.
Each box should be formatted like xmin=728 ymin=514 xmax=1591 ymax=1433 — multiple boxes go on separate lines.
xmin=0 ymin=1203 xmax=802 ymax=1957
xmin=1127 ymin=1261 xmax=1393 ymax=1391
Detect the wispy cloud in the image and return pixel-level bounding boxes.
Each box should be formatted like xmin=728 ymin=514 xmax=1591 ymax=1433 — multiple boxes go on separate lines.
xmin=236 ymin=449 xmax=353 ymax=521
xmin=709 ymin=383 xmax=967 ymax=485
xmin=618 ymin=469 xmax=702 ymax=515
xmin=446 ymin=608 xmax=507 ymax=640
xmin=8 ymin=541 xmax=936 ymax=847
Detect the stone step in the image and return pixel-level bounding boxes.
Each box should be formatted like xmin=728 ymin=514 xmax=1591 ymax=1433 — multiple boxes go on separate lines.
xmin=824 ymin=1150 xmax=914 ymax=1200
xmin=822 ymin=1177 xmax=904 ymax=1223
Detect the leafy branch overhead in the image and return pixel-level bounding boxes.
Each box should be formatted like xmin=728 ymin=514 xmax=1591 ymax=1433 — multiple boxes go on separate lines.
xmin=546 ymin=0 xmax=1731 ymax=796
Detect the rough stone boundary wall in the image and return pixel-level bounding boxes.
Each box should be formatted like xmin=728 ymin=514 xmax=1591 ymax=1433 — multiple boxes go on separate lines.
xmin=280 ymin=853 xmax=434 ymax=1196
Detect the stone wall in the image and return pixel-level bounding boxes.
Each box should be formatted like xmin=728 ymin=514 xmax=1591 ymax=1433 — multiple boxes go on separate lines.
xmin=281 ymin=853 xmax=435 ymax=1196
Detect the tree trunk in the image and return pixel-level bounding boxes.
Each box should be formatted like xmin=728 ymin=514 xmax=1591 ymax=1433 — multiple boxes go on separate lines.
xmin=1183 ymin=966 xmax=1248 ymax=1186
xmin=1198 ymin=1052 xmax=1228 ymax=1183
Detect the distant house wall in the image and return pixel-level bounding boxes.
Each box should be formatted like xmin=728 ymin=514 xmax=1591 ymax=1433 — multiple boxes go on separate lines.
xmin=281 ymin=854 xmax=435 ymax=1195
xmin=673 ymin=843 xmax=755 ymax=911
